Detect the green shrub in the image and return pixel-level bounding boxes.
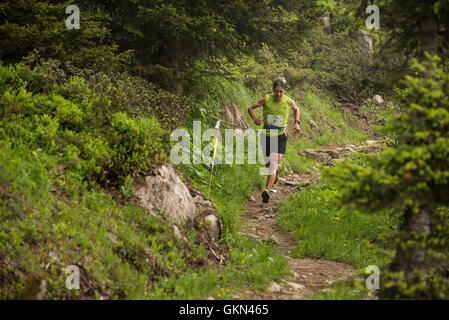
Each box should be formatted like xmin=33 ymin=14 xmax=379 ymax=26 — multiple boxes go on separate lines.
xmin=109 ymin=112 xmax=168 ymax=172
xmin=0 ymin=62 xmax=170 ymax=186
xmin=325 ymin=55 xmax=449 ymax=299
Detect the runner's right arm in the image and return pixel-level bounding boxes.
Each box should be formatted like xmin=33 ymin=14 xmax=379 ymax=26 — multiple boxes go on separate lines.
xmin=248 ymin=97 xmax=266 ymax=126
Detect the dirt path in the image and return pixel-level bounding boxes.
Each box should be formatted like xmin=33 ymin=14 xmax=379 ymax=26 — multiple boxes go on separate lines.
xmin=239 ymin=168 xmax=355 ymax=300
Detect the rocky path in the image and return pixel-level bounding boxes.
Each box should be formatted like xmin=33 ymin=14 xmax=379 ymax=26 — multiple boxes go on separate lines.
xmin=239 ymin=142 xmax=382 ymax=299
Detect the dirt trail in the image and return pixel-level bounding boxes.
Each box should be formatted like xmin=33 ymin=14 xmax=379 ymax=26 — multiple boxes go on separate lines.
xmin=239 ymin=162 xmax=356 ymax=299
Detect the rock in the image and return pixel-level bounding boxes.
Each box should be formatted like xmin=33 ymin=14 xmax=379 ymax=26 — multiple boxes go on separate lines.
xmin=299 ymin=149 xmax=331 ymax=163
xmin=286 ymin=282 xmax=305 ymax=291
xmin=48 ymin=252 xmax=59 ymax=262
xmin=207 ymin=296 xmax=216 ymax=300
xmin=364 ymin=140 xmax=378 ymax=147
xmin=349 ymin=30 xmax=374 ymax=54
xmin=204 ymin=214 xmax=222 ymax=241
xmin=285 ymin=179 xmax=299 ymax=186
xmin=269 ymin=235 xmax=278 ymax=244
xmin=134 ymin=165 xmax=197 ymax=224
xmin=268 ymin=282 xmax=282 ymax=293
xmin=277 ymin=177 xmax=287 ymax=184
xmin=321 ymin=149 xmax=341 ymax=159
xmin=362 ymin=140 xmax=381 ymax=154
xmin=173 ymin=225 xmax=186 ymax=242
xmin=319 ymin=16 xmax=331 ymax=34
xmin=341 ymin=146 xmax=360 ymax=155
xmin=309 ymin=120 xmax=318 ymax=128
xmin=192 ymin=194 xmax=215 ymax=211
xmin=326 ymin=159 xmax=336 ymax=167
xmin=107 ymin=232 xmax=118 ymax=244
xmin=372 ymin=95 xmax=385 ymax=105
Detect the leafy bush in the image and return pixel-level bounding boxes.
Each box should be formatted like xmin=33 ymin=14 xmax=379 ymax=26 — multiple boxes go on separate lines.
xmin=0 ymin=61 xmax=170 ymax=186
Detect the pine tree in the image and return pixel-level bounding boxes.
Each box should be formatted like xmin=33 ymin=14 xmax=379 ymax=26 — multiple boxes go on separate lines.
xmin=326 ymin=54 xmax=449 ymax=298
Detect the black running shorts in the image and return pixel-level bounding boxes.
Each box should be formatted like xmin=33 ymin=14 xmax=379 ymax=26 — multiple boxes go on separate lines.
xmin=260 ymin=132 xmax=288 ymax=157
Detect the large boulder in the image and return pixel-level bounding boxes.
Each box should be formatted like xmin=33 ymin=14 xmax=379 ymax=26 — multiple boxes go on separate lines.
xmin=134 ymin=165 xmax=197 ymax=224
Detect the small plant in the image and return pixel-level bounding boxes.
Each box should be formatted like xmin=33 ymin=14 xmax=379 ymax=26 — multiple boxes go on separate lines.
xmin=120 ymin=175 xmax=134 ymax=200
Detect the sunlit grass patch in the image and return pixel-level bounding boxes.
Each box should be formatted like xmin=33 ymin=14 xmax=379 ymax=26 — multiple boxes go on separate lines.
xmin=276 ymin=183 xmax=397 ymax=269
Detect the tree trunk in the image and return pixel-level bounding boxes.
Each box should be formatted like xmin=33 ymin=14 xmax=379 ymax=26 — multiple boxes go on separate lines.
xmin=171 ymin=39 xmax=184 ymax=97
xmin=389 ymin=205 xmax=431 ymax=282
xmin=419 ymin=13 xmax=439 ymax=57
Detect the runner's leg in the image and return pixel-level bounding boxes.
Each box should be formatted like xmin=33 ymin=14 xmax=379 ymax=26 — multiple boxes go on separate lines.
xmin=266 ymin=152 xmax=279 ymax=190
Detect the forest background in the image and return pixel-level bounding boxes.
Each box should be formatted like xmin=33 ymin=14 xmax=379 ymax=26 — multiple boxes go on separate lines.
xmin=1 ymin=0 xmax=449 ymax=299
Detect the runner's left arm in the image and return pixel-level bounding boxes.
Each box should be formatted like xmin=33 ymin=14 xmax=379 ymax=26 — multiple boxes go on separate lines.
xmin=290 ymin=99 xmax=300 ymax=134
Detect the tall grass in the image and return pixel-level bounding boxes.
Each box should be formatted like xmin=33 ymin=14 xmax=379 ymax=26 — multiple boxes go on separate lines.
xmin=284 ymin=91 xmax=368 ymax=173
xmin=276 ymin=182 xmax=397 ymax=269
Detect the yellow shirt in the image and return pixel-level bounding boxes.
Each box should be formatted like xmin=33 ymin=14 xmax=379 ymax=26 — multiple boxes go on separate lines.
xmin=263 ymin=94 xmax=291 ymax=136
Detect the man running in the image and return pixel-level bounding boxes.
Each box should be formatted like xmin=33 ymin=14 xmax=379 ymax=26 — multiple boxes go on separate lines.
xmin=247 ymin=77 xmax=300 ymax=203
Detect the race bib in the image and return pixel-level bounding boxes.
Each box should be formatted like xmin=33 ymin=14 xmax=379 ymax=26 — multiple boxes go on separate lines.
xmin=267 ymin=114 xmax=283 ymax=127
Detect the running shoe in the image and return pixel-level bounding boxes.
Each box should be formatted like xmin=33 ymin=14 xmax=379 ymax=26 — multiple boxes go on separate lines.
xmin=261 ymin=189 xmax=270 ymax=203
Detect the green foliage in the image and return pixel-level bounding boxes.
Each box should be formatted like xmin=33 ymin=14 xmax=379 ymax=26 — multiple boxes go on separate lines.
xmin=277 ymin=182 xmax=396 ymax=269
xmin=309 ymin=275 xmax=373 ymax=300
xmin=324 ymin=55 xmax=449 ymax=298
xmin=150 ymin=236 xmax=288 ymax=299
xmin=326 ymin=56 xmax=449 ymax=212
xmin=64 ymin=61 xmax=191 ymax=131
xmin=0 ymin=137 xmax=212 ymax=299
xmin=109 ymin=111 xmax=167 ymax=172
xmin=0 ymin=61 xmax=170 ymax=185
xmin=241 ymin=28 xmax=381 ymax=97
xmin=0 ymin=58 xmax=292 ymax=300
xmin=284 ymin=91 xmax=368 ymax=173
xmin=0 ymin=1 xmax=124 ymax=72
xmin=102 ymin=0 xmax=320 ymax=85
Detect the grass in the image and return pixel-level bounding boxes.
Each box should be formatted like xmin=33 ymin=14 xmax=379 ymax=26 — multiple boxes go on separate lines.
xmin=307 ymin=275 xmax=374 ymax=300
xmin=274 ymin=168 xmax=399 ymax=299
xmin=276 ymin=182 xmax=397 ymax=269
xmin=284 ymin=91 xmax=369 ymax=173
xmin=171 ymin=80 xmax=291 ymax=298
xmin=149 ymin=235 xmax=289 ymax=299
xmin=0 ymin=68 xmax=378 ymax=299
xmin=0 ymin=70 xmax=289 ymax=299
xmin=175 ymin=82 xmax=377 ymax=299
xmin=0 ymin=138 xmax=288 ymax=299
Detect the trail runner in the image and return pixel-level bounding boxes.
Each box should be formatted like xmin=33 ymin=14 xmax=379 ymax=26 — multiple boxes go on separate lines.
xmin=248 ymin=77 xmax=301 ymax=203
